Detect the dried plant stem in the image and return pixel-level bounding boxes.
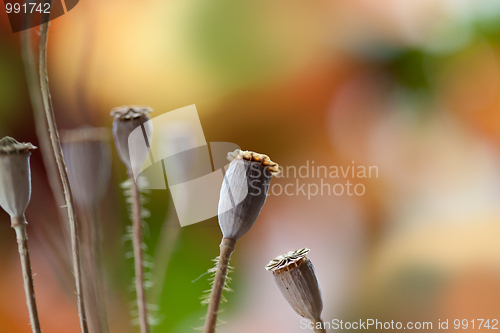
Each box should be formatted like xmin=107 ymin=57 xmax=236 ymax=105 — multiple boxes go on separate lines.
xmin=81 ymin=206 xmax=109 ymax=333
xmin=11 ymin=217 xmax=41 ymax=333
xmin=20 ymin=25 xmax=69 ymax=239
xmin=204 ymin=238 xmax=236 ymax=333
xmin=130 ymin=174 xmax=149 ymax=333
xmin=39 ymin=17 xmax=89 ymax=333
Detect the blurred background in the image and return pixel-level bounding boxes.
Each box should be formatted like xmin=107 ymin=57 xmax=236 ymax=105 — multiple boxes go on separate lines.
xmin=2 ymin=0 xmax=500 ymax=332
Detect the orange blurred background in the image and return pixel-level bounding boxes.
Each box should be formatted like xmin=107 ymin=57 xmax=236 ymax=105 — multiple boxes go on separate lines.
xmin=1 ymin=0 xmax=500 ymax=332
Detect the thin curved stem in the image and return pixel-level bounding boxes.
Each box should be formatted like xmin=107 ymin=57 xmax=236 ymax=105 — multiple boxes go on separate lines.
xmin=12 ymin=216 xmax=42 ymax=333
xmin=39 ymin=7 xmax=89 ymax=333
xmin=130 ymin=174 xmax=149 ymax=333
xmin=204 ymin=238 xmax=236 ymax=333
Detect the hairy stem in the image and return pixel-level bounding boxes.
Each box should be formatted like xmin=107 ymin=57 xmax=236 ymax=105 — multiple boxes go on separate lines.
xmin=11 ymin=216 xmax=42 ymax=333
xmin=204 ymin=238 xmax=236 ymax=333
xmin=130 ymin=174 xmax=149 ymax=333
xmin=39 ymin=10 xmax=89 ymax=333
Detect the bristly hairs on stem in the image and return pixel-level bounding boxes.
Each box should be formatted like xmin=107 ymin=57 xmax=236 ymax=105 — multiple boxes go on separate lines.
xmin=111 ymin=105 xmax=153 ymax=333
xmin=120 ymin=177 xmax=162 ymax=327
xmin=39 ymin=6 xmax=89 ymax=333
xmin=203 ymin=150 xmax=279 ymax=333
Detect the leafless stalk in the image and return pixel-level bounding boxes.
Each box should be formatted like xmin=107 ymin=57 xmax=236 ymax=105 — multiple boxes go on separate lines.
xmin=12 ymin=217 xmax=42 ymax=333
xmin=0 ymin=137 xmax=41 ymax=333
xmin=20 ymin=17 xmax=68 ymax=235
xmin=130 ymin=174 xmax=149 ymax=333
xmin=39 ymin=10 xmax=89 ymax=333
xmin=204 ymin=238 xmax=236 ymax=332
xmin=204 ymin=150 xmax=279 ymax=333
xmin=110 ymin=106 xmax=152 ymax=333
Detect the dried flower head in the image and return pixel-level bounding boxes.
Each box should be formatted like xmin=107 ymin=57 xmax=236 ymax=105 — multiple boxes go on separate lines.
xmin=0 ymin=137 xmax=37 ymax=219
xmin=110 ymin=105 xmax=152 ymax=171
xmin=266 ymin=248 xmax=324 ymax=323
xmin=61 ymin=126 xmax=112 ymax=208
xmin=218 ymin=149 xmax=279 ymax=241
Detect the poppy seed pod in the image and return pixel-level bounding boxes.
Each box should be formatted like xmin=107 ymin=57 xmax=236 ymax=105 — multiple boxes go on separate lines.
xmin=218 ymin=149 xmax=279 ymax=241
xmin=110 ymin=105 xmax=152 ymax=172
xmin=266 ymin=248 xmax=324 ymax=323
xmin=0 ymin=137 xmax=36 ymax=220
xmin=61 ymin=126 xmax=112 ymax=208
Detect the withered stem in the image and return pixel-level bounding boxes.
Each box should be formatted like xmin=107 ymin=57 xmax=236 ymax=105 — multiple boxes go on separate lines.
xmin=130 ymin=174 xmax=149 ymax=333
xmin=39 ymin=14 xmax=89 ymax=333
xmin=20 ymin=27 xmax=68 ymax=233
xmin=204 ymin=238 xmax=236 ymax=333
xmin=11 ymin=217 xmax=42 ymax=333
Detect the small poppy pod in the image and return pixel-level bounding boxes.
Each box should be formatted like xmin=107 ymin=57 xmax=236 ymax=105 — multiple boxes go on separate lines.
xmin=266 ymin=248 xmax=324 ymax=322
xmin=0 ymin=137 xmax=36 ymax=220
xmin=218 ymin=150 xmax=279 ymax=241
xmin=110 ymin=105 xmax=152 ymax=172
xmin=61 ymin=126 xmax=112 ymax=208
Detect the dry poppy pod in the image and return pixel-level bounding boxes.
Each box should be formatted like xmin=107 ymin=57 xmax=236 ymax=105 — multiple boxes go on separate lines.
xmin=61 ymin=126 xmax=112 ymax=208
xmin=266 ymin=248 xmax=324 ymax=323
xmin=110 ymin=105 xmax=152 ymax=172
xmin=218 ymin=149 xmax=279 ymax=241
xmin=0 ymin=137 xmax=37 ymax=221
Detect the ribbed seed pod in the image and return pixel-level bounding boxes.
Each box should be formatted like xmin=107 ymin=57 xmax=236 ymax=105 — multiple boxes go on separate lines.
xmin=110 ymin=105 xmax=152 ymax=172
xmin=218 ymin=149 xmax=280 ymax=241
xmin=204 ymin=149 xmax=279 ymax=333
xmin=0 ymin=137 xmax=36 ymax=219
xmin=266 ymin=248 xmax=325 ymax=332
xmin=0 ymin=136 xmax=41 ymax=333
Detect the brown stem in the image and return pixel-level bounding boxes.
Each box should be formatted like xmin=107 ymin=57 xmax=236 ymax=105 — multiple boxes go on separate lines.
xmin=130 ymin=174 xmax=149 ymax=333
xmin=204 ymin=238 xmax=236 ymax=333
xmin=11 ymin=216 xmax=42 ymax=333
xmin=81 ymin=205 xmax=109 ymax=333
xmin=20 ymin=17 xmax=69 ymax=236
xmin=39 ymin=10 xmax=89 ymax=333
